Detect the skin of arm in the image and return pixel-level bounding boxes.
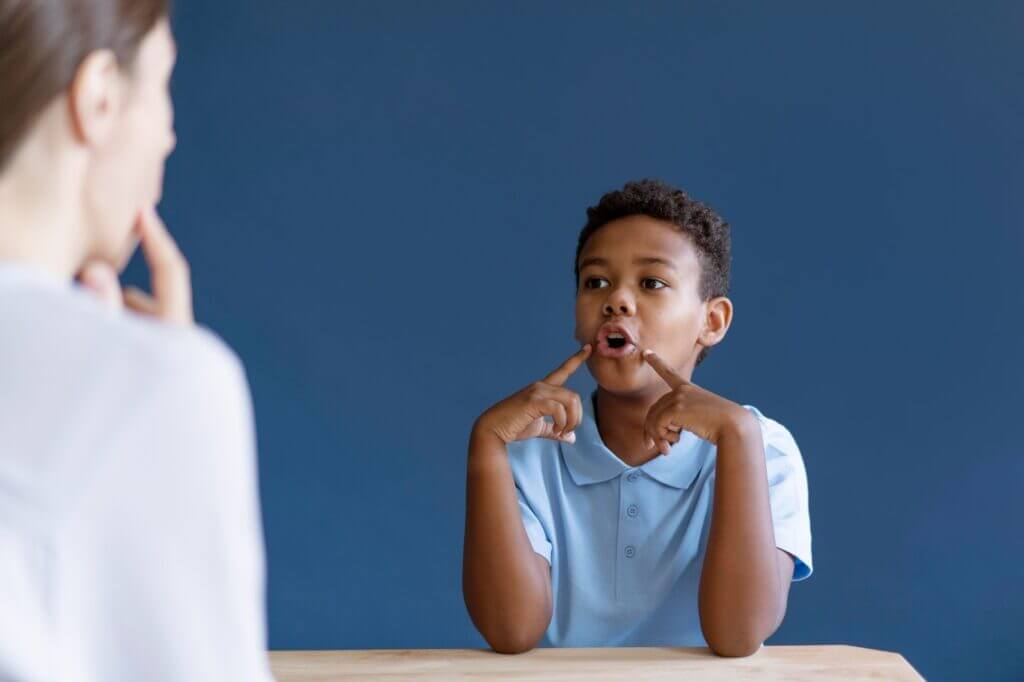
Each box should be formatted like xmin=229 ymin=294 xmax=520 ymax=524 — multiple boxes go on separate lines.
xmin=464 ymin=342 xmax=796 ymax=656
xmin=641 ymin=350 xmax=793 ymax=657
xmin=697 ymin=415 xmax=795 ymax=656
xmin=462 ymin=346 xmax=591 ymax=653
xmin=463 ymin=429 xmax=553 ymax=654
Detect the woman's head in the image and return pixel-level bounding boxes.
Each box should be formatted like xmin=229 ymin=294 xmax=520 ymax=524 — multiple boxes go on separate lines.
xmin=0 ymin=0 xmax=176 ymax=270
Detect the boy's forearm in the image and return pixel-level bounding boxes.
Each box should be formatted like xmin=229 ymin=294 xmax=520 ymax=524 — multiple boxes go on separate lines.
xmin=462 ymin=427 xmax=552 ymax=653
xmin=698 ymin=411 xmax=788 ymax=657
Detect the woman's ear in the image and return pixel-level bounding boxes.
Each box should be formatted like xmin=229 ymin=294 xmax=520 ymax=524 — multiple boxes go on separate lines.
xmin=67 ymin=49 xmax=122 ymax=147
xmin=698 ymin=296 xmax=734 ymax=350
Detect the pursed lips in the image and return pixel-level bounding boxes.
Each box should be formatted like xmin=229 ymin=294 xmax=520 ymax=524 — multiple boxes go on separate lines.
xmin=595 ymin=322 xmax=639 ymax=357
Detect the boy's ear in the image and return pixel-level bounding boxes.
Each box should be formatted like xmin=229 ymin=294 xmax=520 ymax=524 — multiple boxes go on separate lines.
xmin=698 ymin=296 xmax=733 ymax=350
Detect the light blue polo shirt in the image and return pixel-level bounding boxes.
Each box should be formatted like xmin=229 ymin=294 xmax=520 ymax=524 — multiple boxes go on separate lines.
xmin=508 ymin=392 xmax=812 ymax=647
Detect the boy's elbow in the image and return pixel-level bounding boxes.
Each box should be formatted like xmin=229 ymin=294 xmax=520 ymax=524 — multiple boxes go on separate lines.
xmin=705 ymin=632 xmax=763 ymax=658
xmin=699 ymin=597 xmax=779 ymax=657
xmin=482 ymin=625 xmax=543 ymax=654
xmin=464 ymin=573 xmax=550 ymax=655
xmin=708 ymin=634 xmax=765 ymax=655
xmin=466 ymin=595 xmax=546 ymax=654
xmin=702 ymin=614 xmax=766 ymax=658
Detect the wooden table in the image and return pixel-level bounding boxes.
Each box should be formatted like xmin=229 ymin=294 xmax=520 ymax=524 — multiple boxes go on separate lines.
xmin=270 ymin=645 xmax=924 ymax=680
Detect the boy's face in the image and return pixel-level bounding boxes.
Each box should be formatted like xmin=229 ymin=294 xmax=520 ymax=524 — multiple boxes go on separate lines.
xmin=574 ymin=215 xmax=720 ymax=396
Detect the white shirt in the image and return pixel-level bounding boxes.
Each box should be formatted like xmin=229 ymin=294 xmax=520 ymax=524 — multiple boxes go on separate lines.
xmin=0 ymin=263 xmax=273 ymax=681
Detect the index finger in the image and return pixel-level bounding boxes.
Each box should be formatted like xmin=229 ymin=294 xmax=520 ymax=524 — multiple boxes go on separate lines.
xmin=77 ymin=261 xmax=123 ymax=310
xmin=543 ymin=344 xmax=592 ymax=386
xmin=642 ymin=349 xmax=686 ymax=389
xmin=137 ymin=206 xmax=193 ymax=324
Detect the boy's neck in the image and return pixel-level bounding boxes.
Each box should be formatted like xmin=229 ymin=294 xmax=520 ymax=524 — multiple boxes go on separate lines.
xmin=593 ymin=386 xmax=671 ymax=468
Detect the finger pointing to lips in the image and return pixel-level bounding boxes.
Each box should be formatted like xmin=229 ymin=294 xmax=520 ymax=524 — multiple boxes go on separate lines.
xmin=642 ymin=349 xmax=687 ymax=389
xmin=544 ymin=344 xmax=592 ymax=386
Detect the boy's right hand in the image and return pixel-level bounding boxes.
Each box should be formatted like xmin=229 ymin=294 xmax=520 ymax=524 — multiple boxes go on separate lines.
xmin=474 ymin=344 xmax=592 ymax=446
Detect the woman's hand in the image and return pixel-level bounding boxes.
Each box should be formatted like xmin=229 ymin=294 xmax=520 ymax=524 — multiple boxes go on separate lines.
xmin=78 ymin=206 xmax=193 ymax=325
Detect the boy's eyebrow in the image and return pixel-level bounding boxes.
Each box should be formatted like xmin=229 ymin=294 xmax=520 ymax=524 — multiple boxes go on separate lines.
xmin=578 ymin=256 xmax=677 ymax=270
xmin=635 ymin=256 xmax=677 ymax=269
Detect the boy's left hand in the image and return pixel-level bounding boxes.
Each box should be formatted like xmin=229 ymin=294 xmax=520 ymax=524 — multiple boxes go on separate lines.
xmin=642 ymin=349 xmax=755 ymax=453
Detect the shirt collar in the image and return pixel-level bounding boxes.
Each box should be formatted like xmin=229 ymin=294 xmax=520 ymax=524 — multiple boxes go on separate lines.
xmin=559 ymin=391 xmax=706 ymax=490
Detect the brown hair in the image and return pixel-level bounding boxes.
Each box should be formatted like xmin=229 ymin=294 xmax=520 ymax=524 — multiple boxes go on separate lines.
xmin=0 ymin=0 xmax=169 ymax=172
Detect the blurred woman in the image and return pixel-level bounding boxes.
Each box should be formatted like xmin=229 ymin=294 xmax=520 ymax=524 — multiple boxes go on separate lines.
xmin=0 ymin=2 xmax=271 ymax=679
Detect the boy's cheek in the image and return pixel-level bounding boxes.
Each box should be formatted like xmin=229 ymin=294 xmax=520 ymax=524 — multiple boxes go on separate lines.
xmin=572 ymin=313 xmax=587 ymax=344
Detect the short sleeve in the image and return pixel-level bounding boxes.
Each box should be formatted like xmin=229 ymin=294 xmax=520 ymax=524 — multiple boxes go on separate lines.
xmin=747 ymin=406 xmax=814 ymax=581
xmin=516 ymin=485 xmax=553 ymax=564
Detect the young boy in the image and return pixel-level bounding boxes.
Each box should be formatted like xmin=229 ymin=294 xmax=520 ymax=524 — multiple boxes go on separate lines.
xmin=462 ymin=179 xmax=812 ymax=656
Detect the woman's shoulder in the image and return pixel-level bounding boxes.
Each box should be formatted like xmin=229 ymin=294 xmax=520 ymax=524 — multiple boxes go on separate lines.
xmin=0 ymin=273 xmax=253 ymax=527
xmin=2 ymin=272 xmax=241 ymax=390
xmin=56 ymin=280 xmax=243 ymax=383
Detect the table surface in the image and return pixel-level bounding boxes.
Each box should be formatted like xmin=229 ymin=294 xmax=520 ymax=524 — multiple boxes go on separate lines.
xmin=270 ymin=645 xmax=924 ymax=681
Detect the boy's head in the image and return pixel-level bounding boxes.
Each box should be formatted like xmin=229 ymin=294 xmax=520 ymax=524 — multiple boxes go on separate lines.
xmin=573 ymin=179 xmax=733 ymax=396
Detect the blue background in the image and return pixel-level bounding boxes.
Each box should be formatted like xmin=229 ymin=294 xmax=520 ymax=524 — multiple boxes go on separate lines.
xmin=136 ymin=2 xmax=1024 ymax=680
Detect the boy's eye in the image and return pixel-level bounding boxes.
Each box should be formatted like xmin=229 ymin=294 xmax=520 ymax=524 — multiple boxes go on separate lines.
xmin=584 ymin=277 xmax=609 ymax=290
xmin=642 ymin=278 xmax=666 ymax=290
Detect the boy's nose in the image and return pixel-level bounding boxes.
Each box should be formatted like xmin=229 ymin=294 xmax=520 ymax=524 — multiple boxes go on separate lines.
xmin=603 ymin=290 xmax=635 ymax=316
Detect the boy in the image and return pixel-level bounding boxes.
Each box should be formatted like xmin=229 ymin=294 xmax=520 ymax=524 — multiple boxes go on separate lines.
xmin=462 ymin=179 xmax=812 ymax=656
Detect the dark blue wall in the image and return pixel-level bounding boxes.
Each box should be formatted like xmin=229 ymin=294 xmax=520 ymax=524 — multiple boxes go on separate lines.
xmin=137 ymin=2 xmax=1023 ymax=680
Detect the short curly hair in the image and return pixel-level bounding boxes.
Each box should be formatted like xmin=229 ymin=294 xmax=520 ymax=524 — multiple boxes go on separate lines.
xmin=575 ymin=179 xmax=731 ymax=365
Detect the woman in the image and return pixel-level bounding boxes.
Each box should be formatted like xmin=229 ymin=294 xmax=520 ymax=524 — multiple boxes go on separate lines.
xmin=0 ymin=2 xmax=271 ymax=679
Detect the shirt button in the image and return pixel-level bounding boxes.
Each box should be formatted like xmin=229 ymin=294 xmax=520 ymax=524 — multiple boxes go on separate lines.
xmin=627 ymin=472 xmax=640 ymax=483
xmin=624 ymin=545 xmax=636 ymax=559
xmin=626 ymin=504 xmax=639 ymax=518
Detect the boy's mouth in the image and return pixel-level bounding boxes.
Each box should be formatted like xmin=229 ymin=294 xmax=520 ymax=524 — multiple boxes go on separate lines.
xmin=595 ymin=324 xmax=638 ymax=359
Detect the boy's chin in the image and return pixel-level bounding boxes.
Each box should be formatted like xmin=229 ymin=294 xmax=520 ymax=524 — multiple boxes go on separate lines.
xmin=587 ymin=357 xmax=660 ymax=397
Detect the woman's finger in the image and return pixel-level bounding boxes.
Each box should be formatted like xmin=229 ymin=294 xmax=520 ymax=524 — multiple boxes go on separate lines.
xmin=77 ymin=261 xmax=122 ymax=309
xmin=124 ymin=286 xmax=160 ymax=316
xmin=136 ymin=206 xmax=193 ymax=325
